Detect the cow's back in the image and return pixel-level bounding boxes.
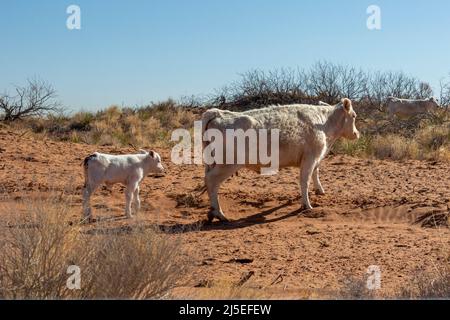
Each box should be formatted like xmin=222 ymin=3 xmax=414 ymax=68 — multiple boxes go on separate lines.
xmin=244 ymin=105 xmax=329 ymax=167
xmin=387 ymin=99 xmax=436 ymax=118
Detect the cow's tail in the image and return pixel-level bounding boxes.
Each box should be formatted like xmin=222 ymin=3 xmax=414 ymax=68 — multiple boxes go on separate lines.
xmin=198 ymin=109 xmax=223 ymax=196
xmin=82 ymin=153 xmax=97 ymax=187
xmin=201 ymin=109 xmax=223 ymax=169
xmin=201 ymin=109 xmax=222 ymax=148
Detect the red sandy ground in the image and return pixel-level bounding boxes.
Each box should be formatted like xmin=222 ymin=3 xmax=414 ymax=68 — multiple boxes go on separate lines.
xmin=0 ymin=128 xmax=449 ymax=298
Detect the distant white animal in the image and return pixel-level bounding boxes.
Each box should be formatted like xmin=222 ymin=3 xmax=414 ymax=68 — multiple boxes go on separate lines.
xmin=82 ymin=150 xmax=164 ymax=221
xmin=386 ymin=97 xmax=439 ymax=119
xmin=201 ymin=98 xmax=360 ymax=222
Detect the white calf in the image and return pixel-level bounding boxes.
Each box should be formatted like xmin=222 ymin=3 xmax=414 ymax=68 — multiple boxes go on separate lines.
xmin=82 ymin=150 xmax=164 ymax=221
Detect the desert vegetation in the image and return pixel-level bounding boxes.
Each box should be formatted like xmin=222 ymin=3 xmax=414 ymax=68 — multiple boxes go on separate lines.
xmin=2 ymin=62 xmax=449 ymax=162
xmin=0 ymin=194 xmax=185 ymax=299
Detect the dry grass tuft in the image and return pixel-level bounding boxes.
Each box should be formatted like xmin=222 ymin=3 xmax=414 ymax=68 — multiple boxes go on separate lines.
xmin=399 ymin=264 xmax=450 ymax=299
xmin=0 ymin=195 xmax=185 ymax=299
xmin=20 ymin=99 xmax=199 ymax=148
xmin=370 ymin=135 xmax=420 ymax=160
xmin=337 ymin=274 xmax=376 ymax=300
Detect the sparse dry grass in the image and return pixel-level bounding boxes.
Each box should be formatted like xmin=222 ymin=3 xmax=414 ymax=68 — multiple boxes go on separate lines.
xmin=337 ymin=274 xmax=376 ymax=300
xmin=0 ymin=194 xmax=185 ymax=299
xmin=370 ymin=134 xmax=420 ymax=160
xmin=21 ymin=99 xmax=199 ymax=148
xmin=178 ymin=278 xmax=269 ymax=300
xmin=5 ymin=98 xmax=450 ymax=162
xmin=399 ymin=264 xmax=450 ymax=299
xmin=333 ymin=135 xmax=372 ymax=157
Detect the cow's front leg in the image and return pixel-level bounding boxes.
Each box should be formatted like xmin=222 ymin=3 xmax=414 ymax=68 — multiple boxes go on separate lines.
xmin=312 ymin=165 xmax=325 ymax=195
xmin=205 ymin=164 xmax=239 ymax=222
xmin=300 ymin=157 xmax=317 ymax=210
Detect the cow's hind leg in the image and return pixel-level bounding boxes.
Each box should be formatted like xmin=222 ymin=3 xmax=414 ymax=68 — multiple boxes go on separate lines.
xmin=82 ymin=182 xmax=99 ymax=222
xmin=205 ymin=164 xmax=240 ymax=222
xmin=312 ymin=165 xmax=325 ymax=195
xmin=300 ymin=156 xmax=317 ymax=210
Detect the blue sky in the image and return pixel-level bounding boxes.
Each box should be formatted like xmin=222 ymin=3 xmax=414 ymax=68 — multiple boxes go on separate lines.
xmin=1 ymin=0 xmax=450 ymax=111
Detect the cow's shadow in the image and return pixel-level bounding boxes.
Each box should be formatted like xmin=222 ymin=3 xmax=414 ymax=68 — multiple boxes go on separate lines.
xmin=157 ymin=201 xmax=305 ymax=234
xmin=83 ymin=201 xmax=309 ymax=236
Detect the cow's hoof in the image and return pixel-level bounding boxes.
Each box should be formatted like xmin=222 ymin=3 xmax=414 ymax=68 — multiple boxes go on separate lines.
xmin=301 ymin=205 xmax=314 ymax=212
xmin=315 ymin=189 xmax=325 ymax=196
xmin=207 ymin=210 xmax=229 ymax=223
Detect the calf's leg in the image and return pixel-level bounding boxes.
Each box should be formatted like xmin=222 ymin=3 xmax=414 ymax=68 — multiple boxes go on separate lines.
xmin=133 ymin=186 xmax=141 ymax=214
xmin=125 ymin=182 xmax=137 ymax=218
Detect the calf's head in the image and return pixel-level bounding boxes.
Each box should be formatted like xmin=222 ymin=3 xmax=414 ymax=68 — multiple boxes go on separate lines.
xmin=340 ymin=98 xmax=360 ymax=140
xmin=143 ymin=150 xmax=165 ymax=174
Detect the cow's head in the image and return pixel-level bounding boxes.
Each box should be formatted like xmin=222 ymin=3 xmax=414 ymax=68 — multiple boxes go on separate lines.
xmin=340 ymin=98 xmax=360 ymax=140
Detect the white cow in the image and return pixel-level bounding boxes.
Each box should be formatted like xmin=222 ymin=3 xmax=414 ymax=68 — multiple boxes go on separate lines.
xmin=82 ymin=150 xmax=164 ymax=221
xmin=386 ymin=97 xmax=439 ymax=119
xmin=201 ymin=98 xmax=360 ymax=222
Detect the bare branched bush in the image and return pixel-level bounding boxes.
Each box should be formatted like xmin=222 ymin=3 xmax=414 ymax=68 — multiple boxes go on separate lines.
xmin=211 ymin=62 xmax=434 ymax=113
xmin=213 ymin=68 xmax=309 ymax=111
xmin=305 ymin=62 xmax=368 ymax=104
xmin=0 ymin=195 xmax=185 ymax=299
xmin=0 ymin=79 xmax=61 ymax=122
xmin=439 ymin=76 xmax=450 ymax=108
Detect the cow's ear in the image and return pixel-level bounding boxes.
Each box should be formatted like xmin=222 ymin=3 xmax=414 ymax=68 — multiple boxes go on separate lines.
xmin=149 ymin=150 xmax=155 ymax=158
xmin=342 ymin=98 xmax=352 ymax=113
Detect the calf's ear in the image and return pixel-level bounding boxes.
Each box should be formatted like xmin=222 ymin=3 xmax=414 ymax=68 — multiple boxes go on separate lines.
xmin=342 ymin=98 xmax=352 ymax=113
